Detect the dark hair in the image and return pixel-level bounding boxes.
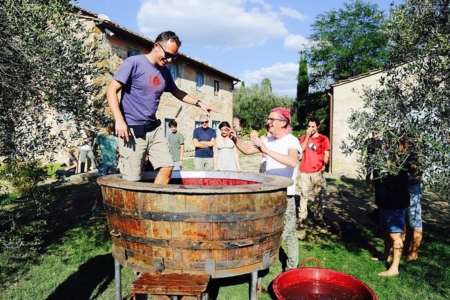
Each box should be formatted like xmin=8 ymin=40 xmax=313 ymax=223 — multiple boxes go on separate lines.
xmin=219 ymin=121 xmax=231 ymax=129
xmin=168 ymin=120 xmax=178 ymax=127
xmin=308 ymin=117 xmax=320 ymax=127
xmin=155 ymin=31 xmax=182 ymax=47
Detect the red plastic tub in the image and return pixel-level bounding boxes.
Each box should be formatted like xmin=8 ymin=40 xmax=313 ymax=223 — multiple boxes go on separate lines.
xmin=273 ymin=258 xmax=377 ymax=300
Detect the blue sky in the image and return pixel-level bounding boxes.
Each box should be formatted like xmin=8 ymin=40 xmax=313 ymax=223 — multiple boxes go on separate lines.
xmin=74 ymin=0 xmax=402 ymax=97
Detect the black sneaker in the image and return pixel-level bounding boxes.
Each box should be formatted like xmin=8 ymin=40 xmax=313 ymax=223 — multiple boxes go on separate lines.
xmin=90 ymin=206 xmax=100 ymax=214
xmin=314 ymin=219 xmax=327 ymax=228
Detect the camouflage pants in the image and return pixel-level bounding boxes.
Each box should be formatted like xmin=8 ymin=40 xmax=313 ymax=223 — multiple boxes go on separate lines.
xmin=282 ymin=196 xmax=299 ymax=270
xmin=298 ymin=171 xmax=327 ymax=221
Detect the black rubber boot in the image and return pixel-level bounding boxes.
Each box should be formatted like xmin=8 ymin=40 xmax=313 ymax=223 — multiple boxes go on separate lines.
xmin=80 ymin=162 xmax=85 ymax=173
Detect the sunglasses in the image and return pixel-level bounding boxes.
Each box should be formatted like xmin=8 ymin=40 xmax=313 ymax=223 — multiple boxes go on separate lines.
xmin=157 ymin=42 xmax=178 ymax=60
xmin=200 ymin=121 xmax=208 ymax=124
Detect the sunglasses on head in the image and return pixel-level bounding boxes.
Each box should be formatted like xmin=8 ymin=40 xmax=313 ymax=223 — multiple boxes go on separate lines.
xmin=157 ymin=42 xmax=178 ymax=60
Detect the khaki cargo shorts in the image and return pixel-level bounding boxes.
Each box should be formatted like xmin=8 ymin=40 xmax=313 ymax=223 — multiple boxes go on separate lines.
xmin=119 ymin=126 xmax=173 ymax=181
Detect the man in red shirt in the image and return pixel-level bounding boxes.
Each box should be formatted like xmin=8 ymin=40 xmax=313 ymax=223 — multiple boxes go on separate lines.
xmin=298 ymin=118 xmax=331 ymax=228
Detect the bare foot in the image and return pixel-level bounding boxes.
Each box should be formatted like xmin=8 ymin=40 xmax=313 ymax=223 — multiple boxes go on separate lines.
xmin=378 ymin=269 xmax=399 ymax=277
xmin=370 ymin=256 xmax=390 ymax=262
xmin=407 ymin=254 xmax=419 ymax=261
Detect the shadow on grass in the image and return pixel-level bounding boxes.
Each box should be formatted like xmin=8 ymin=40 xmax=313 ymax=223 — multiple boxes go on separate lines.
xmin=206 ymin=268 xmax=272 ymax=300
xmin=40 ymin=181 xmax=106 ymax=250
xmin=46 ymin=253 xmax=115 ymax=300
xmin=297 ymin=175 xmax=450 ymax=298
xmin=401 ymin=222 xmax=450 ymax=296
xmin=0 ymin=180 xmax=110 ymax=292
xmin=300 ymin=177 xmax=382 ymax=257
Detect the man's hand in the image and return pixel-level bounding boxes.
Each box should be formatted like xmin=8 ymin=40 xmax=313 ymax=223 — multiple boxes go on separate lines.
xmin=250 ymin=135 xmax=266 ymax=154
xmin=198 ymin=102 xmax=218 ymax=118
xmin=115 ymin=119 xmax=130 ymax=142
xmin=226 ymin=127 xmax=238 ymax=141
xmin=306 ymin=128 xmax=315 ymax=138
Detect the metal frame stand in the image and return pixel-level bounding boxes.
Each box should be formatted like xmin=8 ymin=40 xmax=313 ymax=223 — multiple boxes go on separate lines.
xmin=250 ymin=271 xmax=258 ymax=300
xmin=115 ymin=258 xmax=122 ymax=300
xmin=115 ymin=259 xmax=264 ymax=300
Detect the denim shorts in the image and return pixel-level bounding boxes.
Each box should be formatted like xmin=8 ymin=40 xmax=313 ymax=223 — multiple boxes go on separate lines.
xmin=379 ymin=208 xmax=405 ymax=233
xmin=97 ymin=164 xmax=117 ymax=177
xmin=407 ymin=183 xmax=423 ymax=230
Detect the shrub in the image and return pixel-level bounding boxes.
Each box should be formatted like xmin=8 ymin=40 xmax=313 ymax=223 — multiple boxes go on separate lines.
xmin=291 ymin=130 xmax=305 ymax=138
xmin=0 ymin=192 xmax=19 ymax=206
xmin=0 ymin=159 xmax=50 ymax=264
xmin=44 ymin=163 xmax=64 ymax=178
xmin=0 ymin=159 xmax=47 ymax=193
xmin=258 ymin=128 xmax=267 ymax=137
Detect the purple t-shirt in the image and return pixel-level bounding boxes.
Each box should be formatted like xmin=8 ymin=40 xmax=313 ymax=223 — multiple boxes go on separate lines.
xmin=114 ymin=55 xmax=177 ymax=125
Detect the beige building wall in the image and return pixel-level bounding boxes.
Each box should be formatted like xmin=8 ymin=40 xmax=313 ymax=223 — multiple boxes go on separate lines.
xmin=330 ymin=71 xmax=385 ymax=177
xmin=158 ymin=65 xmax=234 ymax=156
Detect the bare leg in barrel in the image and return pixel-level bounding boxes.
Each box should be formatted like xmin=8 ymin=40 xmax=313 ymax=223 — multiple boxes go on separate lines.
xmin=154 ymin=167 xmax=173 ymax=184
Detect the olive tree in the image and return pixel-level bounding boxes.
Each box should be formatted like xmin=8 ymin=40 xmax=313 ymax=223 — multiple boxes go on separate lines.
xmin=341 ymin=0 xmax=450 ymax=199
xmin=0 ymin=0 xmax=113 ymax=161
xmin=0 ymin=0 xmax=113 ymax=256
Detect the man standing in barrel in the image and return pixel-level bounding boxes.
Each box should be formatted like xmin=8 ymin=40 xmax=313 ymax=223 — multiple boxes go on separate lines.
xmin=107 ymin=31 xmax=215 ymax=183
xmin=297 ymin=117 xmax=330 ymax=228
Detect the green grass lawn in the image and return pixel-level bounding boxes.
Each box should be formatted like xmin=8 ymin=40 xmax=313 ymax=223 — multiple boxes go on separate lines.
xmin=1 ymin=164 xmax=449 ymax=299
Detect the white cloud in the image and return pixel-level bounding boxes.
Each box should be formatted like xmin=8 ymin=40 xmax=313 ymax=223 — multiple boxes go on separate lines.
xmin=283 ymin=34 xmax=309 ymax=52
xmin=241 ymin=62 xmax=299 ymax=97
xmin=279 ymin=7 xmax=308 ymax=21
xmin=136 ymin=0 xmax=288 ymax=49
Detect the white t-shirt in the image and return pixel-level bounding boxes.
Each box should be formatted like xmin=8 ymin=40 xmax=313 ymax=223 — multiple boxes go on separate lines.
xmin=80 ymin=134 xmax=93 ymax=151
xmin=263 ymin=134 xmax=302 ymax=195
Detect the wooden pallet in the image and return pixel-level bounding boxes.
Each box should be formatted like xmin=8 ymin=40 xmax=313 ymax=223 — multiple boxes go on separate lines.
xmin=130 ymin=273 xmax=210 ymax=300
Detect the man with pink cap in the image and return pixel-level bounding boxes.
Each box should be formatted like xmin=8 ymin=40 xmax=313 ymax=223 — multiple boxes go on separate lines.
xmin=228 ymin=107 xmax=302 ymax=271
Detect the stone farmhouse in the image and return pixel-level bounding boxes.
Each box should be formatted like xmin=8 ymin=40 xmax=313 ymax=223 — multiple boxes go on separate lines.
xmin=71 ymin=9 xmax=239 ymax=161
xmin=326 ymin=69 xmax=385 ymax=177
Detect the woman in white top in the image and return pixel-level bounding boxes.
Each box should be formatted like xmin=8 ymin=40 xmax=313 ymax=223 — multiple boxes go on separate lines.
xmin=79 ymin=130 xmax=98 ymax=173
xmin=213 ymin=121 xmax=241 ymax=171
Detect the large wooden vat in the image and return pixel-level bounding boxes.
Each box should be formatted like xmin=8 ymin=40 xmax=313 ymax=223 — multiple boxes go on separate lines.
xmin=98 ymin=171 xmax=293 ymax=278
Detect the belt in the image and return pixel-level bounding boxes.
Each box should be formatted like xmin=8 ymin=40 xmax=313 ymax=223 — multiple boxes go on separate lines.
xmin=287 ymin=195 xmax=295 ymax=198
xmin=130 ymin=119 xmax=161 ymax=137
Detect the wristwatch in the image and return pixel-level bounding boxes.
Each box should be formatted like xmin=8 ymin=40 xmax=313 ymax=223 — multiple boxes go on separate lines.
xmin=195 ymin=100 xmax=201 ymax=107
